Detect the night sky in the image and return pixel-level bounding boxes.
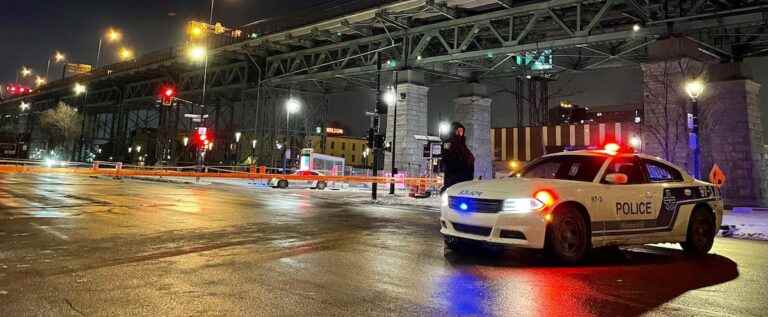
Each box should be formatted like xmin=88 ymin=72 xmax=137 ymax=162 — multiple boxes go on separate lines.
xmin=3 ymin=1 xmax=767 ymax=138
xmin=0 ymin=0 xmax=332 ymax=83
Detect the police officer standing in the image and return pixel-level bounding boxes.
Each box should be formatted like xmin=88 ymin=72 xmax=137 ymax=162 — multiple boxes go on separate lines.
xmin=441 ymin=122 xmax=475 ymax=193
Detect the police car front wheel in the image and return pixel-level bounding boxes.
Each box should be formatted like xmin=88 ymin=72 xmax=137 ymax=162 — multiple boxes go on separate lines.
xmin=547 ymin=207 xmax=590 ymax=263
xmin=681 ymin=207 xmax=716 ymax=256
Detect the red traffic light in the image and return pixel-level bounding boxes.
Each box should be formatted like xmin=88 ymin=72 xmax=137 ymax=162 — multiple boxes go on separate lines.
xmin=196 ymin=127 xmax=208 ymax=142
xmin=159 ymin=85 xmax=177 ymax=106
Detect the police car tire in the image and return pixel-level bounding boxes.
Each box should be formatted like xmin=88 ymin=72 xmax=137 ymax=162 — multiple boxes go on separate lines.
xmin=316 ymin=181 xmax=327 ymax=190
xmin=681 ymin=207 xmax=716 ymax=256
xmin=547 ymin=207 xmax=590 ymax=263
xmin=278 ymin=180 xmax=289 ymax=189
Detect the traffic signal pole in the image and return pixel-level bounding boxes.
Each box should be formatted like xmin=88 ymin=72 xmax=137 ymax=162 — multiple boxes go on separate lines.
xmin=370 ymin=54 xmax=384 ymax=201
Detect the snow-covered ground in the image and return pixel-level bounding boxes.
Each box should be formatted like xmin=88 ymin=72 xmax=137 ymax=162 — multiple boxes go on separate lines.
xmin=721 ymin=211 xmax=768 ymax=241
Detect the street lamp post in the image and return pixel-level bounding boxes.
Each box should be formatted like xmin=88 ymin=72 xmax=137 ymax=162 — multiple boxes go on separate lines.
xmin=46 ymin=51 xmax=65 ymax=80
xmin=96 ymin=28 xmax=122 ymax=68
xmin=183 ymin=136 xmax=189 ymax=161
xmin=73 ymin=83 xmax=87 ymax=161
xmin=384 ymin=85 xmax=398 ymax=195
xmin=285 ymin=97 xmax=301 ymax=174
xmin=251 ymin=139 xmax=257 ymax=164
xmin=685 ymin=80 xmax=705 ymax=179
xmin=234 ymin=131 xmax=242 ymax=165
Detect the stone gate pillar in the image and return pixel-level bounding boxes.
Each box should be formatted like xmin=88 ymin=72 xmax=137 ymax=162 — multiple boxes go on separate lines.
xmin=642 ymin=37 xmax=765 ymax=206
xmin=701 ymin=64 xmax=764 ymax=207
xmin=454 ymin=83 xmax=493 ymax=180
xmin=385 ymin=70 xmax=429 ymax=176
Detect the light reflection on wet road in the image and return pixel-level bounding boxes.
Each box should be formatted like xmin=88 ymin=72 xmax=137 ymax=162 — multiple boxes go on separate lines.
xmin=0 ymin=174 xmax=766 ymax=316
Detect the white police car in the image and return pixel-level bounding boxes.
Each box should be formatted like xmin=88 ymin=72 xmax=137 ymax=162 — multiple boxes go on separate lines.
xmin=440 ymin=144 xmax=723 ymax=263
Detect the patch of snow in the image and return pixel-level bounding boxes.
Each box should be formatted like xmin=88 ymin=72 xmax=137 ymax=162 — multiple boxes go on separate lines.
xmin=342 ymin=193 xmax=441 ymax=210
xmin=720 ymin=211 xmax=768 ymax=241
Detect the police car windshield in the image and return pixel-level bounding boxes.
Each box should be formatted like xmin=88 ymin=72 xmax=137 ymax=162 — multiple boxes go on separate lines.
xmin=518 ymin=155 xmax=607 ymax=182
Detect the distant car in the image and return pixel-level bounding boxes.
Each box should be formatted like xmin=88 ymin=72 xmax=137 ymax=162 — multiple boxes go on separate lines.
xmin=269 ymin=170 xmax=328 ymax=190
xmin=440 ymin=144 xmax=724 ymax=263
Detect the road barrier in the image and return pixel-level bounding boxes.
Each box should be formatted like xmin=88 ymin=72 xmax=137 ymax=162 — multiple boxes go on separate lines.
xmin=0 ymin=159 xmax=442 ymax=187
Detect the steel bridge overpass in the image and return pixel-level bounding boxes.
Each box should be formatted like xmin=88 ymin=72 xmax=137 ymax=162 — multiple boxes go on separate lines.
xmin=1 ymin=0 xmax=767 ymax=172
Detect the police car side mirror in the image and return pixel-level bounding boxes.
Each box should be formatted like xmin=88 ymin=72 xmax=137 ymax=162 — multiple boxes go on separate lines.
xmin=605 ymin=173 xmax=629 ymax=185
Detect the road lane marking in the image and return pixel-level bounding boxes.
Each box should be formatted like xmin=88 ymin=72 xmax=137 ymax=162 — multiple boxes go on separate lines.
xmin=32 ymin=223 xmax=70 ymax=241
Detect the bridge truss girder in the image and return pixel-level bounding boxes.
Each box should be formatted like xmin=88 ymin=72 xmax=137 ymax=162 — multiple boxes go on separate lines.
xmin=261 ymin=0 xmax=768 ymax=89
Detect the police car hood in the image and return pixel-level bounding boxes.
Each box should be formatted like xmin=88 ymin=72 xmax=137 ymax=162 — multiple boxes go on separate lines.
xmin=446 ymin=177 xmax=580 ymax=200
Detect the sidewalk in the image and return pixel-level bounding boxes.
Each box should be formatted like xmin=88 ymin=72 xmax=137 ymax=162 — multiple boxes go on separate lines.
xmin=721 ymin=210 xmax=768 ymax=241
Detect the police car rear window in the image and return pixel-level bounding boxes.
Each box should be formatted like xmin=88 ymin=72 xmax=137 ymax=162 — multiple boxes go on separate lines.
xmin=520 ymin=156 xmax=607 ymax=182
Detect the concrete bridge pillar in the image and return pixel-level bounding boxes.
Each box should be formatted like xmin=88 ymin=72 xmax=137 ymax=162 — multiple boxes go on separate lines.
xmin=385 ymin=70 xmax=429 ymax=176
xmin=641 ymin=37 xmax=765 ymax=206
xmin=454 ymin=83 xmax=493 ymax=180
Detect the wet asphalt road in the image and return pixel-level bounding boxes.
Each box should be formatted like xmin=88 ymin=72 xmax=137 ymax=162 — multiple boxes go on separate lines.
xmin=0 ymin=174 xmax=766 ymax=316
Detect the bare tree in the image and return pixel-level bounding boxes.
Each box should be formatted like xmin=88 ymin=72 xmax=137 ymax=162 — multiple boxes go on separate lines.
xmin=39 ymin=101 xmax=83 ymax=158
xmin=642 ymin=59 xmax=708 ymax=168
xmin=489 ymin=75 xmax=584 ymax=126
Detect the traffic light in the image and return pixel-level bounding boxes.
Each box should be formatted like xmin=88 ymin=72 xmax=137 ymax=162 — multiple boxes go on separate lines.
xmin=158 ymin=85 xmax=176 ymax=106
xmin=196 ymin=127 xmax=208 ymax=143
xmin=367 ymin=128 xmax=375 ymax=148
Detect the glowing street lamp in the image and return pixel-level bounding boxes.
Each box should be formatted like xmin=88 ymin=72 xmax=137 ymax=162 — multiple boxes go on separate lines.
xmin=286 ymin=97 xmax=301 ymax=115
xmin=438 ymin=121 xmax=451 ymax=137
xmin=96 ymin=28 xmax=123 ymax=67
xmin=118 ymin=47 xmax=134 ymax=61
xmin=383 ymin=87 xmax=397 ymax=107
xmin=187 ymin=21 xmax=207 ymax=39
xmin=107 ymin=28 xmax=122 ymax=42
xmin=235 ymin=132 xmax=242 ymax=143
xmin=46 ymin=51 xmax=66 ymax=80
xmin=629 ymin=136 xmax=642 ymax=149
xmin=183 ymin=136 xmax=189 ymax=147
xmin=187 ymin=45 xmax=208 ymax=62
xmin=34 ymin=76 xmax=47 ymax=87
xmin=685 ymin=80 xmax=705 ymax=100
xmin=21 ymin=67 xmax=32 ymax=77
xmin=20 ymin=101 xmax=30 ymax=111
xmin=73 ymin=83 xmax=87 ymax=95
xmin=684 ymin=79 xmax=706 ymax=179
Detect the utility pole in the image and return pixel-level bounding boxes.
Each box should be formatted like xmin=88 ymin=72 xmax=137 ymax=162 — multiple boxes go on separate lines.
xmin=369 ymin=53 xmax=387 ymax=200
xmin=389 ymin=71 xmax=398 ymax=195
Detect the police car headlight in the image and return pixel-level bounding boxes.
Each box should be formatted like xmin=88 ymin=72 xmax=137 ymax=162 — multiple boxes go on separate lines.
xmin=441 ymin=193 xmax=449 ymax=207
xmin=503 ymin=198 xmax=545 ymax=213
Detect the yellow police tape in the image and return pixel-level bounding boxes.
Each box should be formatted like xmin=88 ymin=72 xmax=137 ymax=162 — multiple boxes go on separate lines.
xmin=0 ymin=164 xmax=442 ymax=187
